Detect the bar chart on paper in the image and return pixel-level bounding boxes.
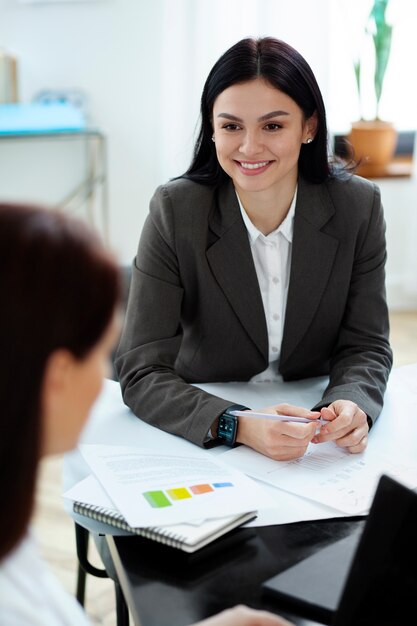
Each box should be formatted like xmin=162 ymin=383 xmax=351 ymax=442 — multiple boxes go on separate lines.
xmin=78 ymin=444 xmax=275 ymax=526
xmin=143 ymin=482 xmax=234 ymax=508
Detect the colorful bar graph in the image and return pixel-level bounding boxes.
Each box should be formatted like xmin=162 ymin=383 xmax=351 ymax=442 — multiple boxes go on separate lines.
xmin=143 ymin=482 xmax=235 ymax=508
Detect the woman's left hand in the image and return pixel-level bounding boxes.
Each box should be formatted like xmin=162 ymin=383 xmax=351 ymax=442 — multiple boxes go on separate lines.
xmin=312 ymin=400 xmax=369 ymax=453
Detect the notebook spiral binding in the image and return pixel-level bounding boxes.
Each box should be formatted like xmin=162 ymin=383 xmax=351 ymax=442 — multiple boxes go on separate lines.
xmin=73 ymin=502 xmax=186 ymax=549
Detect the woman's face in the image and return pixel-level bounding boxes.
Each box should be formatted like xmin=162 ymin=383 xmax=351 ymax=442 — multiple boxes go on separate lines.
xmin=41 ymin=315 xmax=120 ymax=456
xmin=212 ymin=78 xmax=316 ymax=198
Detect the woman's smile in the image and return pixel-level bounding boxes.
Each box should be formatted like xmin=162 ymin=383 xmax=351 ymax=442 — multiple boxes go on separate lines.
xmin=235 ymin=160 xmax=274 ymax=175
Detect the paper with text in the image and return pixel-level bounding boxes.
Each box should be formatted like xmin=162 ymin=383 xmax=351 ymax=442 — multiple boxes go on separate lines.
xmin=221 ymin=442 xmax=417 ymax=515
xmin=79 ymin=444 xmax=275 ymax=527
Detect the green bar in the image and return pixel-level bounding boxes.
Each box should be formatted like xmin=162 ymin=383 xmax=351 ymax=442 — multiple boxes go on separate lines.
xmin=143 ymin=490 xmax=172 ymax=508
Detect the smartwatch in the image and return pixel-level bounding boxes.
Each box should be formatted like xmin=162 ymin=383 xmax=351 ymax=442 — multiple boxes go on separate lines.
xmin=217 ymin=404 xmax=250 ymax=447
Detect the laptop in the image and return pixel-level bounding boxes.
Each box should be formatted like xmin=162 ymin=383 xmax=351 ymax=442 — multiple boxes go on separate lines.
xmin=263 ymin=474 xmax=417 ymax=625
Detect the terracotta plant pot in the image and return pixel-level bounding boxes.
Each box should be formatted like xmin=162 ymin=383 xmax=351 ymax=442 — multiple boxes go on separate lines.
xmin=347 ymin=120 xmax=398 ymax=167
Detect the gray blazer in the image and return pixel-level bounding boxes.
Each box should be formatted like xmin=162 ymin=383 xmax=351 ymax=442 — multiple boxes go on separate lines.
xmin=115 ymin=175 xmax=393 ymax=446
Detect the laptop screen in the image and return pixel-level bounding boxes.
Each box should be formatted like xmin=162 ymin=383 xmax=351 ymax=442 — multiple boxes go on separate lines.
xmin=333 ymin=474 xmax=417 ymax=626
xmin=263 ymin=474 xmax=417 ymax=625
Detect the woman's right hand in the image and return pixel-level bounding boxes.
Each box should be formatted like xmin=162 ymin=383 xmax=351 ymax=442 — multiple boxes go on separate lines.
xmin=191 ymin=605 xmax=294 ymax=626
xmin=236 ymin=403 xmax=322 ymax=461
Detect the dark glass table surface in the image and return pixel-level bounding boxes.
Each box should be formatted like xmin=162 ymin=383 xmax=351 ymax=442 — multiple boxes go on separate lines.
xmin=107 ymin=516 xmax=365 ymax=626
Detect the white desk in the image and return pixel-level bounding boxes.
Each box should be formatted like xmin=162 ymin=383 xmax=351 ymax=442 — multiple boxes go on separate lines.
xmin=63 ymin=364 xmax=417 ymax=533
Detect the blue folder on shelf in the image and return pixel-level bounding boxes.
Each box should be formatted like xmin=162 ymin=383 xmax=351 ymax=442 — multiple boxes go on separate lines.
xmin=0 ymin=102 xmax=85 ymax=135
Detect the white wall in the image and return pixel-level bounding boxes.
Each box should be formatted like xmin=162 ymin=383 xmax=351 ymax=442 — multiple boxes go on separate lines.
xmin=378 ymin=169 xmax=417 ymax=310
xmin=0 ymin=0 xmax=416 ymax=309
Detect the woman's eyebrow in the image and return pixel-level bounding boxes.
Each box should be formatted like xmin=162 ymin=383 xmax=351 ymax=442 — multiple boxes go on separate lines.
xmin=216 ymin=113 xmax=243 ymax=122
xmin=216 ymin=110 xmax=290 ymax=122
xmin=258 ymin=110 xmax=289 ymax=121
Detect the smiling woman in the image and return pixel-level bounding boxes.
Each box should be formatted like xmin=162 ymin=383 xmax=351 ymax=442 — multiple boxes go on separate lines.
xmin=212 ymin=80 xmax=317 ymax=234
xmin=115 ymin=36 xmax=392 ymax=466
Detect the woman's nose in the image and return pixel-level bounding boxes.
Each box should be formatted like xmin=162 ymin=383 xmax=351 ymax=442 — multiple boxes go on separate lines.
xmin=238 ymin=131 xmax=264 ymax=156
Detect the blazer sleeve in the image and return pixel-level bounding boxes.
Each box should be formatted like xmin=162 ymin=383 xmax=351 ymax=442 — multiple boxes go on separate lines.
xmin=114 ymin=185 xmax=234 ymax=446
xmin=311 ymin=182 xmax=393 ymax=423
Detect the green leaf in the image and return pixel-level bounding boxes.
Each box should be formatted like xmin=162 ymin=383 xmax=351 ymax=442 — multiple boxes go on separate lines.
xmin=373 ymin=24 xmax=392 ymax=107
xmin=353 ymin=59 xmax=361 ymax=99
xmin=368 ymin=0 xmax=392 ymax=118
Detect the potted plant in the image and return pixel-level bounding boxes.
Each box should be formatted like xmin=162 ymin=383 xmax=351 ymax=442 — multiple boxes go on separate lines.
xmin=348 ymin=0 xmax=397 ymax=173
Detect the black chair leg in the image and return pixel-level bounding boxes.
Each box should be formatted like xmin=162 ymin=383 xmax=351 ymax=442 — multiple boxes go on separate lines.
xmin=74 ymin=522 xmax=108 ymax=606
xmin=115 ymin=581 xmax=130 ymax=626
xmin=74 ymin=523 xmax=129 ymax=624
xmin=76 ymin=561 xmax=87 ymax=607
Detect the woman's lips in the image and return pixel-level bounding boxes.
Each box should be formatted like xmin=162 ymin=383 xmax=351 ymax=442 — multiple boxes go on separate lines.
xmin=235 ymin=160 xmax=273 ymax=175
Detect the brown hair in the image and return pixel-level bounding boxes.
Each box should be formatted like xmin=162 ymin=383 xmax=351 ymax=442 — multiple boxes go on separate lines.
xmin=0 ymin=203 xmax=120 ymax=560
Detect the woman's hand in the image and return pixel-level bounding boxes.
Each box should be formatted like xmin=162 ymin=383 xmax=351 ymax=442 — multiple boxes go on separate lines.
xmin=312 ymin=400 xmax=369 ymax=453
xmin=191 ymin=605 xmax=294 ymax=626
xmin=236 ymin=403 xmax=322 ymax=461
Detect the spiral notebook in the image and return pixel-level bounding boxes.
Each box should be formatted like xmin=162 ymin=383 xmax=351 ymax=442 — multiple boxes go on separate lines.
xmin=73 ymin=501 xmax=256 ymax=553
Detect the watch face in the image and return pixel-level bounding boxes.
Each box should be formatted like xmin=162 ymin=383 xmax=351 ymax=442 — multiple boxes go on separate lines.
xmin=218 ymin=414 xmax=237 ymax=445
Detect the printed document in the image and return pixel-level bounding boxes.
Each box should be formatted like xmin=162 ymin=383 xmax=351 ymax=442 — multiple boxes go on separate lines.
xmin=221 ymin=442 xmax=417 ymax=515
xmin=79 ymin=444 xmax=275 ymax=527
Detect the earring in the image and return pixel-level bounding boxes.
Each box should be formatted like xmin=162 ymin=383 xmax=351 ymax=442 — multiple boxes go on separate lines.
xmin=211 ymin=135 xmax=215 ymax=142
xmin=306 ymin=138 xmax=313 ymax=144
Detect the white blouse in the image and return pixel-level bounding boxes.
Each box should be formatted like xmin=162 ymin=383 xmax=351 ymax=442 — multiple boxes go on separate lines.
xmin=0 ymin=530 xmax=90 ymax=625
xmin=237 ymin=189 xmax=296 ymax=382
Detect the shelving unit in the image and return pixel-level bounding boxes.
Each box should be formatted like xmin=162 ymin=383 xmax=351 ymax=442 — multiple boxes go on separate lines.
xmin=0 ymin=129 xmax=109 ymax=244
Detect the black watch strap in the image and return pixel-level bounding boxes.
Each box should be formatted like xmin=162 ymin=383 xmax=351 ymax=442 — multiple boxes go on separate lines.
xmin=217 ymin=404 xmax=250 ymax=447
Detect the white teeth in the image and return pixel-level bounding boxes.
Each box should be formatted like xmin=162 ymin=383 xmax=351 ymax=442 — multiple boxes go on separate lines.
xmin=240 ymin=161 xmax=269 ymax=170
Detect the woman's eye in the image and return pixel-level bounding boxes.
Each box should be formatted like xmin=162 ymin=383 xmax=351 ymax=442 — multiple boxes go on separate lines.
xmin=222 ymin=123 xmax=241 ymax=131
xmin=264 ymin=123 xmax=282 ymax=131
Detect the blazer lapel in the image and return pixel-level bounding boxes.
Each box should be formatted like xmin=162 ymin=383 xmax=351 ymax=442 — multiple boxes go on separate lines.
xmin=206 ymin=183 xmax=268 ymax=361
xmin=280 ymin=177 xmax=339 ymax=367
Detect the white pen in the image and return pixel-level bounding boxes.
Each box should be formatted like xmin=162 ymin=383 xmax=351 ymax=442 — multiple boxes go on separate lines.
xmin=229 ymin=410 xmax=327 ymax=425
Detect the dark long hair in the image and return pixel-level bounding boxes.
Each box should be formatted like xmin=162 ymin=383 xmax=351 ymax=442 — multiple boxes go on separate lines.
xmin=184 ymin=37 xmax=334 ymax=186
xmin=0 ymin=204 xmax=120 ymax=560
